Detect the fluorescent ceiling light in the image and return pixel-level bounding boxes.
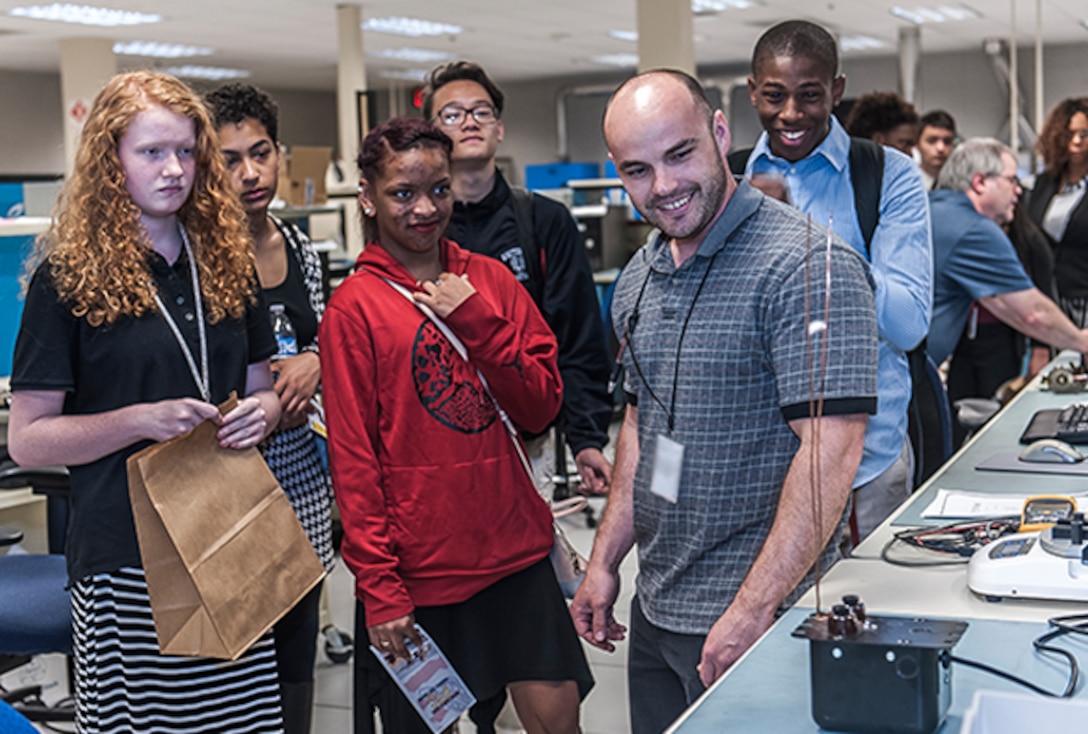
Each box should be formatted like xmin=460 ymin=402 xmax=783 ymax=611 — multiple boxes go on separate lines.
xmin=937 ymin=4 xmax=981 ymax=20
xmin=840 ymin=35 xmax=887 ymax=52
xmin=9 ymin=2 xmax=160 ymax=26
xmin=589 ymin=53 xmax=639 ymax=68
xmin=890 ymin=7 xmax=926 ymax=23
xmin=163 ymin=65 xmax=249 ymax=81
xmin=362 ymin=16 xmax=462 ymax=37
xmin=890 ymin=4 xmax=981 ymax=24
xmin=691 ymin=0 xmax=756 ymax=11
xmin=113 ymin=41 xmax=213 ymax=58
xmin=371 ymin=47 xmax=453 ymax=63
xmin=381 ymin=69 xmax=428 ymax=82
xmin=609 ymin=29 xmax=639 ymax=42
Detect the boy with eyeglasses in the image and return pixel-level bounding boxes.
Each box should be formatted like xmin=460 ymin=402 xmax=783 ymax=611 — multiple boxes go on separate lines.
xmin=420 ymin=62 xmax=612 ymax=517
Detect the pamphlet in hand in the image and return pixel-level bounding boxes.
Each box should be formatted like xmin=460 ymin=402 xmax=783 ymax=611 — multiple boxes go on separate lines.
xmin=369 ymin=625 xmax=476 ymax=733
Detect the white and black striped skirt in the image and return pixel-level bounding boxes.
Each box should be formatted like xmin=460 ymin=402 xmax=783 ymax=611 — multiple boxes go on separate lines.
xmin=72 ymin=567 xmax=284 ymax=733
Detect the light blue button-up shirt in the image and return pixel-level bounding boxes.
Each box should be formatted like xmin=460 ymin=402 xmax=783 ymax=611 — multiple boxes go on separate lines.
xmin=746 ymin=118 xmax=933 ymax=486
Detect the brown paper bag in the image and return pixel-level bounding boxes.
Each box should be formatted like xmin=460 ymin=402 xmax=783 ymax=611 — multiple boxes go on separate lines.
xmin=127 ymin=394 xmax=325 ymax=660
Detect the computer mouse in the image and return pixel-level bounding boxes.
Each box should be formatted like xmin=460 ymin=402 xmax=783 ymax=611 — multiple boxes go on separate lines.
xmin=1019 ymin=438 xmax=1085 ymax=464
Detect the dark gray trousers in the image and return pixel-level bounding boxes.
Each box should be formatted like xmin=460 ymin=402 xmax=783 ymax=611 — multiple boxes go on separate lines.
xmin=628 ymin=595 xmax=707 ymax=734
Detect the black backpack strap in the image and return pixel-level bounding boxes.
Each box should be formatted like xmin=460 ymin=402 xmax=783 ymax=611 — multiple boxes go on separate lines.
xmin=848 ymin=137 xmax=885 ymax=259
xmin=509 ymin=186 xmax=545 ymax=306
xmin=727 ymin=147 xmax=753 ymax=176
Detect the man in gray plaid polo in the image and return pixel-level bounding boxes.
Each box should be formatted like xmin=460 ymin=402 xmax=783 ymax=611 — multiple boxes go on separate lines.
xmin=570 ymin=69 xmax=879 ymax=733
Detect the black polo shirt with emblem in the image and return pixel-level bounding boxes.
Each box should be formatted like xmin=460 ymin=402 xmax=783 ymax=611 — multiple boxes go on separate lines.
xmin=11 ymin=248 xmax=276 ymax=583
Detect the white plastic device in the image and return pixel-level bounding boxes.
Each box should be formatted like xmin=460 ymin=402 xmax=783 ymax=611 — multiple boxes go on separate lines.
xmin=967 ymin=527 xmax=1088 ymax=602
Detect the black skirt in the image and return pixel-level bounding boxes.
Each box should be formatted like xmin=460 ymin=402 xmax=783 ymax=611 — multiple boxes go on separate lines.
xmin=357 ymin=558 xmax=594 ymax=732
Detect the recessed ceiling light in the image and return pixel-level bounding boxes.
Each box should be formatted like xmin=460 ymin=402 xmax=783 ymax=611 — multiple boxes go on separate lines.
xmin=162 ymin=65 xmax=249 ymax=81
xmin=609 ymin=30 xmax=639 ymax=42
xmin=380 ymin=69 xmax=428 ymax=82
xmin=362 ymin=16 xmax=462 ymax=38
xmin=840 ymin=35 xmax=887 ymax=52
xmin=890 ymin=6 xmax=927 ymax=23
xmin=370 ymin=47 xmax=453 ymax=63
xmin=589 ymin=53 xmax=639 ymax=68
xmin=936 ymin=4 xmax=981 ymax=20
xmin=691 ymin=0 xmax=757 ymax=12
xmin=9 ymin=3 xmax=160 ymax=26
xmin=890 ymin=4 xmax=981 ymax=24
xmin=113 ymin=41 xmax=213 ymax=58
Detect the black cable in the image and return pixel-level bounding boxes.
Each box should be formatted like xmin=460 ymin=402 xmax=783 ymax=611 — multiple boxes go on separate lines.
xmin=947 ymin=613 xmax=1088 ymax=699
xmin=880 ymin=534 xmax=971 ymax=567
xmin=878 ymin=517 xmax=1019 ymax=567
xmin=948 ymin=653 xmax=1074 ymax=697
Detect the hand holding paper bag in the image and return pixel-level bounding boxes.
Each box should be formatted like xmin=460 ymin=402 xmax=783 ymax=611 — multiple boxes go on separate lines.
xmin=128 ymin=393 xmax=325 ymax=660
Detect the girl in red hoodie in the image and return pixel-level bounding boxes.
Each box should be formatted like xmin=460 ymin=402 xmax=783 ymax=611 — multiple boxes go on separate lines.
xmin=320 ymin=117 xmax=592 ymax=733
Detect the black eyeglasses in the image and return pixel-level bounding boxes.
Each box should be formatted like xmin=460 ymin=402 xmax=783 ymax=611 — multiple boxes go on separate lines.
xmin=435 ymin=105 xmax=498 ymax=128
xmin=987 ymin=173 xmax=1022 ymax=188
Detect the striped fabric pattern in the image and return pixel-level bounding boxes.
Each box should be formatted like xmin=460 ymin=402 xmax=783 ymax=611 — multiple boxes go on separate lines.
xmin=72 ymin=567 xmax=284 ymax=733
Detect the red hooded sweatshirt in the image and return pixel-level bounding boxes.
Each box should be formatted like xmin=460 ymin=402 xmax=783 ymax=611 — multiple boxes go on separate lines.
xmin=320 ymin=238 xmax=562 ymax=626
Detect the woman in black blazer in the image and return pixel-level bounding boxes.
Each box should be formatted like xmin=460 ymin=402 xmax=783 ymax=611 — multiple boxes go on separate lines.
xmin=1026 ymin=97 xmax=1088 ymax=326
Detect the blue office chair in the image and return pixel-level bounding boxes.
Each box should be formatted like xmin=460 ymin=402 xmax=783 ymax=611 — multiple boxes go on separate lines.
xmin=0 ymin=461 xmax=75 ymax=725
xmin=0 ymin=700 xmax=37 ymax=734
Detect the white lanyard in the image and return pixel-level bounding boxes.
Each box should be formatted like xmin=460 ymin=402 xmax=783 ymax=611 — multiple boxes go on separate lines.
xmin=152 ymin=226 xmax=210 ymax=402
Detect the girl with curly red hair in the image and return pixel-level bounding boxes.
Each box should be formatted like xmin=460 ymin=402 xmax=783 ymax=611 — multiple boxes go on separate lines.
xmin=8 ymin=71 xmax=285 ymax=732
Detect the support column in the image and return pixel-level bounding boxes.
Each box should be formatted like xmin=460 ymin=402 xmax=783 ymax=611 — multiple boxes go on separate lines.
xmin=336 ymin=3 xmax=367 ymax=258
xmin=1033 ymin=0 xmax=1044 ymax=171
xmin=336 ymin=3 xmax=367 ymax=165
xmin=1009 ymin=0 xmax=1019 ymax=155
xmin=897 ymin=26 xmax=920 ymax=104
xmin=59 ymin=38 xmax=115 ymax=176
xmin=636 ymin=0 xmax=695 ymax=75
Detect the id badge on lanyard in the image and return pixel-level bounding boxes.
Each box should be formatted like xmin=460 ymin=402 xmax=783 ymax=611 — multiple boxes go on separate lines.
xmin=650 ymin=434 xmax=684 ymax=503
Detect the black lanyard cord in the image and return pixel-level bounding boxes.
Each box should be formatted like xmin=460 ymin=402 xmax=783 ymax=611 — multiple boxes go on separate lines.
xmin=626 ymin=250 xmax=720 ymax=436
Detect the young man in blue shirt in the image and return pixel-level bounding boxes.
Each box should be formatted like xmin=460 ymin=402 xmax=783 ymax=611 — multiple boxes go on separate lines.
xmin=745 ymin=19 xmax=932 ymax=539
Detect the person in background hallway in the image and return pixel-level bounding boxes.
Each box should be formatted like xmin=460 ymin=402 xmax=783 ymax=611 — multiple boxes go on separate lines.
xmin=945 ymin=200 xmax=1056 ymax=446
xmin=422 ymin=61 xmax=613 ymax=495
xmin=7 ymin=70 xmax=284 ymax=733
xmin=571 ymin=68 xmax=878 ymax=734
xmin=844 ymin=91 xmax=919 ymax=156
xmin=321 ymin=117 xmax=592 ymax=734
xmin=915 ymin=110 xmax=958 ymax=191
xmin=1025 ymin=97 xmax=1088 ymax=326
xmin=928 ymin=138 xmax=1088 ymax=372
xmin=745 ymin=19 xmax=932 ymax=540
xmin=206 ymin=82 xmax=336 ymax=734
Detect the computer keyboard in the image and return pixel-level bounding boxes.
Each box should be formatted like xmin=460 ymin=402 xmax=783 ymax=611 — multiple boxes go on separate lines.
xmin=1055 ymin=403 xmax=1088 ymax=443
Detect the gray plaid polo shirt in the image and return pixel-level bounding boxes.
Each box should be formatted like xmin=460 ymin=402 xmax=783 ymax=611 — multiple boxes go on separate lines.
xmin=612 ymin=181 xmax=878 ymax=634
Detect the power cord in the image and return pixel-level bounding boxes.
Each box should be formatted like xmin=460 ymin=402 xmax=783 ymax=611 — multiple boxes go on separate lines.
xmin=947 ymin=613 xmax=1088 ymax=698
xmin=880 ymin=517 xmax=1019 ymax=567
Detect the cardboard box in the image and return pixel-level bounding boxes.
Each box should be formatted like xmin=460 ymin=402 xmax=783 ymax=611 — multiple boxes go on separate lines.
xmin=280 ymin=146 xmax=331 ymax=207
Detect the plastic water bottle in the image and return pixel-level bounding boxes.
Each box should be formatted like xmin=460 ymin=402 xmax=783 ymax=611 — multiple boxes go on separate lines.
xmin=270 ymin=303 xmax=298 ymax=359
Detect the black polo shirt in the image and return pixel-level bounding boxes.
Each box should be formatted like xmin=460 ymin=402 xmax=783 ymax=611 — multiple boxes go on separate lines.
xmin=11 ymin=249 xmax=276 ymax=582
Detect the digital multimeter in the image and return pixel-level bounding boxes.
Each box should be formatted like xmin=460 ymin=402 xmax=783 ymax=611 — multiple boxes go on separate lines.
xmin=1020 ymin=495 xmax=1077 ymax=533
